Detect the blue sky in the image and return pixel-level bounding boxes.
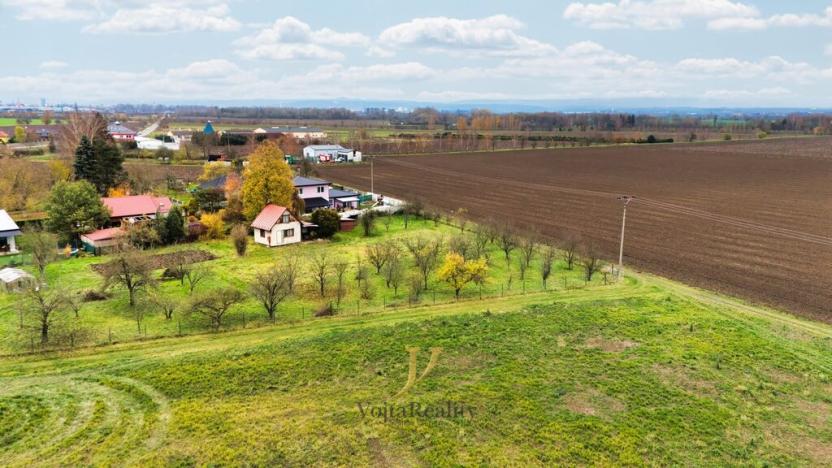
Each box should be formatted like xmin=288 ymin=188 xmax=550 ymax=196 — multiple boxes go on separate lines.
xmin=2 ymin=0 xmax=832 ymax=106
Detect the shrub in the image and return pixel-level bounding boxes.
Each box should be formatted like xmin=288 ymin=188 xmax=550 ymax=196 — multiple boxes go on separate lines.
xmin=230 ymin=224 xmax=248 ymax=257
xmin=200 ymin=213 xmax=225 ymax=239
xmin=311 ymin=208 xmax=340 ymax=238
xmin=315 ymin=303 xmax=335 ymax=317
xmin=82 ymin=290 xmax=110 ymax=302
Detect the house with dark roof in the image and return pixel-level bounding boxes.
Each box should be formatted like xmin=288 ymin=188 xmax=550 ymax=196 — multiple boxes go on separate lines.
xmin=0 ymin=210 xmax=21 ymax=255
xmin=293 ymin=176 xmax=332 ymax=213
xmin=250 ymin=204 xmax=301 ymax=247
xmin=330 ymin=188 xmax=360 ymax=210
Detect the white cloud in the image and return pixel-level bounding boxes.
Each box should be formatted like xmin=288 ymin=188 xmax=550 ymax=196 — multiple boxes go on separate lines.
xmin=674 ymin=56 xmax=824 ymax=83
xmin=39 ymin=60 xmax=69 ymax=69
xmin=378 ymin=15 xmax=555 ymax=56
xmin=234 ymin=16 xmax=369 ymax=61
xmin=826 ymin=44 xmax=832 ymax=57
xmin=563 ymin=0 xmax=759 ymax=30
xmin=707 ymin=6 xmax=832 ymax=30
xmin=1 ymin=0 xmax=98 ymax=21
xmin=83 ymin=3 xmax=240 ymax=34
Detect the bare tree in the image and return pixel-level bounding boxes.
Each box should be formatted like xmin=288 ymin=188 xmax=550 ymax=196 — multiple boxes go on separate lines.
xmin=281 ymin=252 xmax=301 ymax=293
xmin=453 ymin=208 xmax=468 ymax=232
xmin=472 ymin=225 xmax=490 ymax=260
xmin=25 ymin=285 xmax=69 ymax=345
xmin=366 ymin=241 xmax=395 ymax=274
xmin=448 ymin=234 xmax=472 ymax=260
xmin=579 ymin=243 xmax=603 ymax=282
xmin=540 ymin=245 xmax=555 ymax=289
xmin=404 ymin=235 xmax=443 ymax=289
xmin=561 ymin=232 xmax=581 ymax=270
xmin=190 ymin=287 xmax=244 ymax=332
xmin=184 ymin=266 xmax=209 ymax=295
xmin=518 ymin=236 xmax=536 ymax=281
xmin=381 ymin=251 xmax=404 ymax=294
xmin=150 ymin=292 xmax=177 ymax=320
xmin=250 ymin=265 xmax=291 ymax=320
xmin=311 ymin=252 xmax=330 ymax=297
xmin=381 ymin=214 xmax=392 ymax=232
xmin=333 ymin=258 xmax=350 ymax=308
xmin=56 ymin=111 xmax=108 ymax=156
xmin=21 ymin=227 xmax=57 ymax=279
xmin=497 ymin=224 xmax=517 ymax=263
xmin=102 ymin=243 xmax=156 ymax=307
xmin=359 ymin=211 xmax=376 ymax=236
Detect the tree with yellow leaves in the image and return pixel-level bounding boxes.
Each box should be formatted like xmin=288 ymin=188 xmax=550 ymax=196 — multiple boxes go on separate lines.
xmin=241 ymin=141 xmax=295 ymax=220
xmin=437 ymin=252 xmax=488 ymax=299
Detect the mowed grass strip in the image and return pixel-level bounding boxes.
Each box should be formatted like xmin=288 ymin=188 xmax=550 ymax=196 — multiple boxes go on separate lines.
xmin=1 ymin=291 xmax=831 ymax=465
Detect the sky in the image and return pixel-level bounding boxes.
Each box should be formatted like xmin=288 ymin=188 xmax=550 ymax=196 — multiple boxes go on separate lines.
xmin=1 ymin=0 xmax=832 ymax=107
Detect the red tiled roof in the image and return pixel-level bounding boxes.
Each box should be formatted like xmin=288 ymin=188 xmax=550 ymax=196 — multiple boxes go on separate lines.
xmin=81 ymin=227 xmax=125 ymax=242
xmin=250 ymin=204 xmax=293 ymax=231
xmin=102 ymin=195 xmax=172 ymax=218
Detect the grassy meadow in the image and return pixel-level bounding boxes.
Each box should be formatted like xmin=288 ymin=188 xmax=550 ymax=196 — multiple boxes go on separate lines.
xmin=1 ymin=215 xmax=831 ymax=465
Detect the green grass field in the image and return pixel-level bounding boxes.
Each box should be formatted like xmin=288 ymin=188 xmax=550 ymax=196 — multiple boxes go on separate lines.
xmin=0 ymin=118 xmax=45 ymax=126
xmin=1 ymin=216 xmax=831 ymax=465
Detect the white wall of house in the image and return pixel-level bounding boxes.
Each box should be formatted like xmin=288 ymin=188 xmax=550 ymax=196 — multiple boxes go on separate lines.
xmin=253 ymin=220 xmax=301 ymax=247
xmin=296 ymin=184 xmax=330 ymax=200
xmin=0 ymin=234 xmax=17 ymax=254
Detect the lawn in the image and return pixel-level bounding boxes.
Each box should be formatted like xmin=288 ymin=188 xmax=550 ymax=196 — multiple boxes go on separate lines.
xmin=0 ymin=272 xmax=830 ymax=465
xmin=0 ymin=215 xmax=602 ymax=354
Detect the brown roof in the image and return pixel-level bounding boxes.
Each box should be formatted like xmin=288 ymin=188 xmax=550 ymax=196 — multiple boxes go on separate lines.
xmin=82 ymin=227 xmax=125 ymax=242
xmin=250 ymin=204 xmax=294 ymax=231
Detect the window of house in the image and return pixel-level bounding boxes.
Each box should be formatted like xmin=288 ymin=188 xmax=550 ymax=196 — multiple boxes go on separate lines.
xmin=284 ymin=229 xmax=294 ymax=237
xmin=317 ymin=186 xmax=325 ymax=193
xmin=281 ymin=214 xmax=289 ymax=224
xmin=298 ymin=188 xmax=303 ymax=194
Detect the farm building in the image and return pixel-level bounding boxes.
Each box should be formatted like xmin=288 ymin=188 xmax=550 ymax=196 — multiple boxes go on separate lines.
xmin=303 ymin=145 xmax=362 ymax=163
xmin=0 ymin=268 xmax=35 ymax=292
xmin=107 ymin=122 xmax=136 ymax=142
xmin=255 ymin=126 xmax=326 ymax=139
xmin=0 ymin=209 xmax=21 ymax=255
xmin=250 ymin=204 xmax=301 ymax=247
xmin=80 ymin=227 xmax=125 ymax=253
xmin=102 ymin=195 xmax=173 ymax=225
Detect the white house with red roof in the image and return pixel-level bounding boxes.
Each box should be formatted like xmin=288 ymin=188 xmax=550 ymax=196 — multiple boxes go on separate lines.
xmin=250 ymin=204 xmax=301 ymax=247
xmin=107 ymin=122 xmax=137 ymax=142
xmin=102 ymin=195 xmax=172 ymax=225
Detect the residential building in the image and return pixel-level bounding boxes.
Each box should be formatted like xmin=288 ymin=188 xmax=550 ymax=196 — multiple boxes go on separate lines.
xmin=102 ymin=195 xmax=173 ymax=225
xmin=250 ymin=204 xmax=301 ymax=247
xmin=107 ymin=121 xmax=137 ymax=141
xmin=330 ymin=188 xmax=360 ymax=210
xmin=0 ymin=209 xmax=21 ymax=255
xmin=293 ymin=176 xmax=331 ymax=212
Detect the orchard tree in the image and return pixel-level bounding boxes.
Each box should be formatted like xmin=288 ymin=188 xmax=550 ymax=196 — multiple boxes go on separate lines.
xmin=190 ymin=287 xmax=244 ymax=332
xmin=250 ymin=265 xmax=292 ymax=321
xmin=25 ymin=286 xmax=69 ymax=345
xmin=20 ymin=227 xmax=57 ymax=279
xmin=102 ymin=242 xmax=156 ymax=307
xmin=437 ymin=253 xmax=488 ymax=299
xmin=241 ymin=141 xmax=294 ymax=220
xmin=45 ymin=180 xmax=109 ymax=244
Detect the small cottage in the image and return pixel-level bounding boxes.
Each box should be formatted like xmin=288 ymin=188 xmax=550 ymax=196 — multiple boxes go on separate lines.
xmin=0 ymin=209 xmax=21 ymax=255
xmin=250 ymin=204 xmax=301 ymax=247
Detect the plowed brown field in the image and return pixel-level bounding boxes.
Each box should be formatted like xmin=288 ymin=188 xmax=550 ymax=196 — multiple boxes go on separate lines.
xmin=319 ymin=137 xmax=832 ymax=322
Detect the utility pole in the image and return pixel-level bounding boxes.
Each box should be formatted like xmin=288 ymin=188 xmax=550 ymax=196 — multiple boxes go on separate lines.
xmin=370 ymin=155 xmax=374 ymax=200
xmin=617 ymin=195 xmax=635 ymax=279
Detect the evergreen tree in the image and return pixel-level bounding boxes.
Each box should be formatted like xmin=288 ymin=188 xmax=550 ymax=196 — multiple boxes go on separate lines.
xmin=73 ymin=136 xmax=96 ymax=184
xmin=162 ymin=206 xmax=186 ymax=244
xmin=92 ymin=137 xmax=125 ymax=194
xmin=73 ymin=136 xmax=125 ymax=194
